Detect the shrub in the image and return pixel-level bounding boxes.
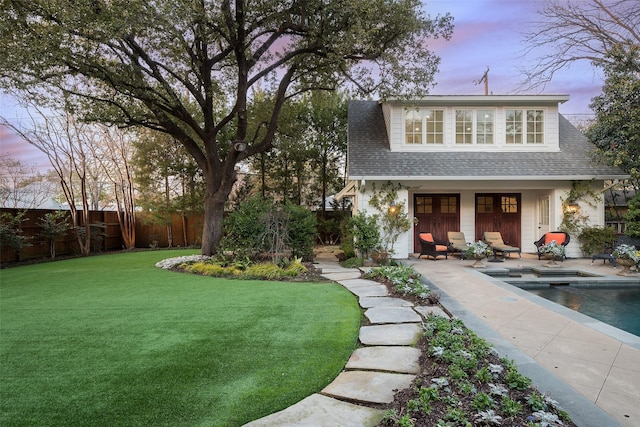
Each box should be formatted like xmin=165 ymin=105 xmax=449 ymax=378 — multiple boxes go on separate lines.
xmin=221 ymin=195 xmax=272 ymax=258
xmin=244 ymin=262 xmax=284 ymax=279
xmin=282 ymin=258 xmax=307 ymax=277
xmin=0 ymin=210 xmax=30 ymax=261
xmin=221 ymin=196 xmax=317 ymax=262
xmin=346 ymin=211 xmax=381 ymax=259
xmin=577 ymin=226 xmax=618 ymax=256
xmin=283 ymin=203 xmax=317 ymax=261
xmin=624 ymin=193 xmax=640 ymax=237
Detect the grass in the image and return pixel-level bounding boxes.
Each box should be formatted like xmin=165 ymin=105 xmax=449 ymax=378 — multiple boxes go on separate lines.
xmin=0 ymin=250 xmax=361 ymax=427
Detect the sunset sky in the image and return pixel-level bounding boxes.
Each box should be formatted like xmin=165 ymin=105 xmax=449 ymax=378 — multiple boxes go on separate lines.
xmin=0 ymin=0 xmax=604 ymax=171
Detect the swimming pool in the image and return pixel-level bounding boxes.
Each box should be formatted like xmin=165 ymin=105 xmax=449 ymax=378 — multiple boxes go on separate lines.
xmin=520 ymin=285 xmax=640 ymax=337
xmin=480 ymin=267 xmax=640 ymax=337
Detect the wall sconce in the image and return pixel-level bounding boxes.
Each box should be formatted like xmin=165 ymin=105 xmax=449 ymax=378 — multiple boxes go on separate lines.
xmin=388 ymin=202 xmax=398 ymax=215
xmin=565 ymin=202 xmax=580 ymax=214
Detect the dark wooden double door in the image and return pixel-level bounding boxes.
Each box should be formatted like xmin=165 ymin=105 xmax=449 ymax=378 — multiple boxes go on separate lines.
xmin=413 ymin=193 xmax=521 ymax=252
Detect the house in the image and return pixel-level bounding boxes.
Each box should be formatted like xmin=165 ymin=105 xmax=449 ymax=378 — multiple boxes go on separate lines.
xmin=604 ymin=189 xmax=637 ymax=234
xmin=338 ymin=96 xmax=628 ymax=259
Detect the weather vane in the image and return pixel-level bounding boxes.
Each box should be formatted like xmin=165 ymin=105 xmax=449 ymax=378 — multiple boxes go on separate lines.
xmin=473 ymin=67 xmax=490 ymax=95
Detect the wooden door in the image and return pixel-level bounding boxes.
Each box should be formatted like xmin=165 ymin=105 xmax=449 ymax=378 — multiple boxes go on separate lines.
xmin=414 ymin=194 xmax=460 ymax=252
xmin=475 ymin=193 xmax=521 ymax=248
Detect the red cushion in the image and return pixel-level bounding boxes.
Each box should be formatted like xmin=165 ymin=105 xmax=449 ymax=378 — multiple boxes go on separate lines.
xmin=545 ymin=232 xmax=566 ymax=245
xmin=420 ymin=233 xmax=434 ymax=243
xmin=435 ymin=245 xmax=448 ymax=252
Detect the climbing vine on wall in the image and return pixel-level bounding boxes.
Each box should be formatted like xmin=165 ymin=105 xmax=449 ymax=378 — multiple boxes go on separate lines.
xmin=560 ymin=180 xmax=599 ymax=234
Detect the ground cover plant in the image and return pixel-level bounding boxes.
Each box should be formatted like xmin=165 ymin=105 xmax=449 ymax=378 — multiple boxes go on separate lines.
xmin=0 ymin=250 xmax=361 ymax=426
xmin=360 ymin=264 xmax=575 ymax=427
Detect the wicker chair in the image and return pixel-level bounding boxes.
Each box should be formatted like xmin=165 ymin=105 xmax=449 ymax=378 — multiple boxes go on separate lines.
xmin=534 ymin=231 xmax=570 ymax=260
xmin=418 ymin=232 xmax=449 ymax=260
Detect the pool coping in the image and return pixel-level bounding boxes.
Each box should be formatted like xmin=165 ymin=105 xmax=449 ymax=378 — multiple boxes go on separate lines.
xmin=473 ymin=270 xmax=640 ymax=350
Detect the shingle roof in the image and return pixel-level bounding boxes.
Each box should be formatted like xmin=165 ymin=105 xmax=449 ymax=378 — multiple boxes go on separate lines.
xmin=347 ymin=100 xmax=627 ymax=180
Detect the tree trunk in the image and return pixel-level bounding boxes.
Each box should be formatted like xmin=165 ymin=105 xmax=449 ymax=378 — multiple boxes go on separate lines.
xmin=201 ymin=190 xmax=228 ymax=256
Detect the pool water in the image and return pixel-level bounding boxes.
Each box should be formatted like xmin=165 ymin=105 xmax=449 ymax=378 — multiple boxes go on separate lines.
xmin=526 ymin=285 xmax=640 ymax=337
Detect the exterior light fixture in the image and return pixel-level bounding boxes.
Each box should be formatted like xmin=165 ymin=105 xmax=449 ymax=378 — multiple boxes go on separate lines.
xmin=388 ymin=202 xmax=398 ymax=215
xmin=565 ymin=202 xmax=580 ymax=214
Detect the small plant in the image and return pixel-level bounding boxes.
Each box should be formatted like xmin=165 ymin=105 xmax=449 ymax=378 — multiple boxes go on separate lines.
xmin=612 ymin=243 xmax=640 ymax=263
xmin=340 ymin=257 xmax=364 ymax=268
xmin=37 ymin=210 xmax=71 ymax=259
xmin=501 ymin=396 xmax=524 ymax=417
xmin=464 ymin=240 xmax=493 ymax=259
xmin=443 ymin=408 xmax=469 ymax=425
xmin=529 ymin=410 xmax=564 ymax=426
xmin=472 ymin=392 xmax=496 ymax=411
xmin=475 ymin=366 xmax=491 ymax=384
xmin=504 ymin=366 xmax=532 ymax=390
xmin=474 ymin=409 xmax=502 ymax=425
xmin=488 ymin=383 xmax=509 ymax=397
xmin=538 ymin=240 xmax=565 ymax=259
xmin=363 ymin=264 xmax=431 ymax=299
xmin=526 ymin=391 xmax=548 ymax=411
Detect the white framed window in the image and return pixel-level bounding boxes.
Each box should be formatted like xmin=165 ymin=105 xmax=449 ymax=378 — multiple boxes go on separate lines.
xmin=476 ymin=110 xmax=494 ymax=144
xmin=527 ymin=110 xmax=544 ymax=144
xmin=506 ymin=109 xmax=544 ymax=144
xmin=455 ymin=110 xmax=473 ymax=144
xmin=404 ymin=108 xmax=422 ymax=144
xmin=425 ymin=109 xmax=444 ymax=144
xmin=455 ymin=109 xmax=494 ymax=145
xmin=404 ymin=108 xmax=443 ymax=145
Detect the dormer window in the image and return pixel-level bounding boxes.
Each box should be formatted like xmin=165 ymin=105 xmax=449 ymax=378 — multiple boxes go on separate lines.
xmin=506 ymin=109 xmax=544 ymax=144
xmin=404 ymin=108 xmax=444 ymax=144
xmin=455 ymin=109 xmax=494 ymax=145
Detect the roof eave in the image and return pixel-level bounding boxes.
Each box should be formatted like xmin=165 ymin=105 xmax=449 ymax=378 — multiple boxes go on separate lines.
xmin=349 ymin=174 xmax=630 ymax=181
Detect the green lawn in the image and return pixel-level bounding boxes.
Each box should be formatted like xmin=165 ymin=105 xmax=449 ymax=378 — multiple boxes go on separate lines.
xmin=0 ymin=250 xmax=361 ymax=426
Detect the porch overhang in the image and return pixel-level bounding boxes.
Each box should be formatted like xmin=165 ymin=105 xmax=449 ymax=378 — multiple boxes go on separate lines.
xmin=335 ymin=180 xmax=358 ymax=201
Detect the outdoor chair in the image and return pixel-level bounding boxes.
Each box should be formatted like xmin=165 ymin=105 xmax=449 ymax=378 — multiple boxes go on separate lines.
xmin=534 ymin=231 xmax=570 ymax=260
xmin=482 ymin=231 xmax=521 ymax=259
xmin=447 ymin=231 xmax=469 ymax=259
xmin=418 ymin=232 xmax=449 ymax=260
xmin=591 ymin=235 xmax=640 ymax=267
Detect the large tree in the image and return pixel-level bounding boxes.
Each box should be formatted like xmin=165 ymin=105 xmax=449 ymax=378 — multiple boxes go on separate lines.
xmin=0 ymin=0 xmax=453 ymax=255
xmin=521 ymin=0 xmax=640 ymax=90
xmin=586 ymin=46 xmax=640 ymax=189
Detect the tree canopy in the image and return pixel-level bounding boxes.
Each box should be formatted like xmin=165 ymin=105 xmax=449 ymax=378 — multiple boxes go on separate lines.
xmin=521 ymin=0 xmax=640 ymax=90
xmin=0 ymin=0 xmax=453 ymax=255
xmin=586 ymin=45 xmax=640 ymax=189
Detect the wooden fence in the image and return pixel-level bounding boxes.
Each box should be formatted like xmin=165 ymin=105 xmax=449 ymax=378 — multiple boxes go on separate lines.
xmin=0 ymin=208 xmax=204 ymax=264
xmin=1 ymin=208 xmax=346 ymax=264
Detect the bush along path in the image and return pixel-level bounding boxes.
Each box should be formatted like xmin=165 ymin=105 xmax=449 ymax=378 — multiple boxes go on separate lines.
xmin=245 ymin=255 xmax=576 ymax=427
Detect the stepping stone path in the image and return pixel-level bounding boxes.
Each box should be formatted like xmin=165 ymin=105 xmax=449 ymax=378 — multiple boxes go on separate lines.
xmin=244 ymin=257 xmax=451 ymax=427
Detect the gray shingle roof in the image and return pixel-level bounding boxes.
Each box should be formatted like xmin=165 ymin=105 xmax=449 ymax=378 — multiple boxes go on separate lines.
xmin=347 ymin=100 xmax=627 ymax=180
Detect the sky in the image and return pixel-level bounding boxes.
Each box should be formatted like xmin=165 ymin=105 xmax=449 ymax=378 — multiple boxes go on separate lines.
xmin=0 ymin=0 xmax=604 ymax=171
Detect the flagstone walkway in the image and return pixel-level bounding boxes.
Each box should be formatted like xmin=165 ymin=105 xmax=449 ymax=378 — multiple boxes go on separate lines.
xmin=245 ymin=256 xmax=449 ymax=426
xmin=245 ymin=252 xmax=631 ymax=427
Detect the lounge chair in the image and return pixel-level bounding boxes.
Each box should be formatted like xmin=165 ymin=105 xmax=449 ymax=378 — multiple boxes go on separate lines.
xmin=534 ymin=231 xmax=570 ymax=260
xmin=418 ymin=232 xmax=449 ymax=260
xmin=483 ymin=231 xmax=521 ymax=259
xmin=447 ymin=231 xmax=469 ymax=259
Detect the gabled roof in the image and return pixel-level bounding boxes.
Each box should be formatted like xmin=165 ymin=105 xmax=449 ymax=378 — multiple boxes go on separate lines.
xmin=347 ymin=100 xmax=627 ymax=181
